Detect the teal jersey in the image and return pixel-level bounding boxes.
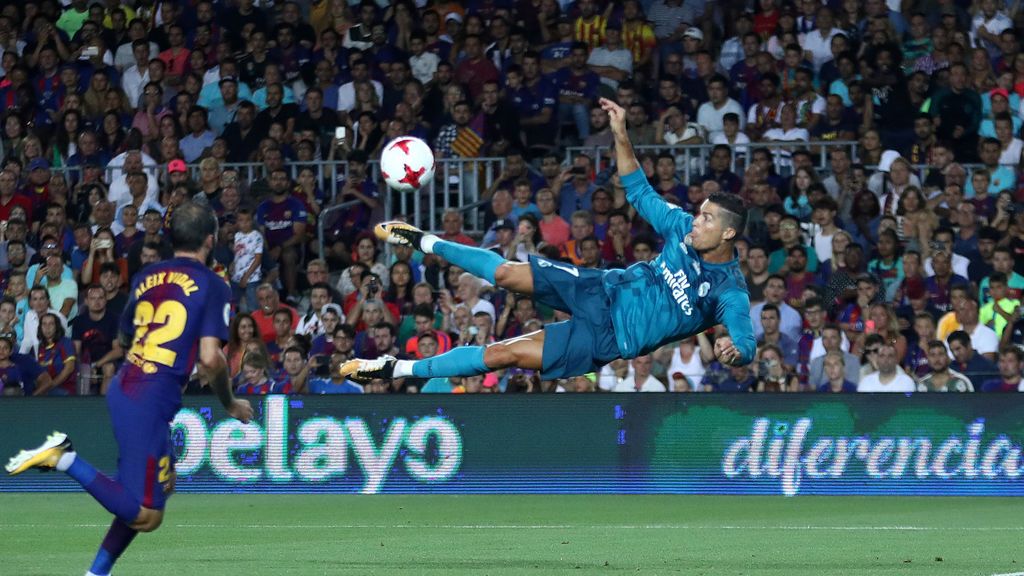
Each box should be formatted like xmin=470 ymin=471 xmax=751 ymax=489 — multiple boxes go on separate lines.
xmin=603 ymin=169 xmax=756 ymax=364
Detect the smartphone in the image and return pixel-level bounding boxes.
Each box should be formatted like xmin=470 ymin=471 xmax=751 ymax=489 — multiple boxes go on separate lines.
xmin=83 ymin=46 xmax=99 ymax=57
xmin=97 ymin=239 xmax=113 ymax=249
xmin=864 ymin=320 xmax=876 ymax=334
xmin=334 ymin=126 xmax=346 ymax=141
xmin=570 ymin=166 xmax=586 ymax=176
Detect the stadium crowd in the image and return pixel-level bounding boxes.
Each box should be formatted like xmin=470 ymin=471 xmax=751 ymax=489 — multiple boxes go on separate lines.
xmin=0 ymin=0 xmax=1023 ymax=395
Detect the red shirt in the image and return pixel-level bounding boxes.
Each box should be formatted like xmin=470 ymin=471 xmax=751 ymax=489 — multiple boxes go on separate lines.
xmin=454 ymin=57 xmax=499 ymax=102
xmin=0 ymin=193 xmax=34 ymax=224
xmin=252 ymin=304 xmax=299 ymax=344
xmin=341 ymin=293 xmax=401 ymax=332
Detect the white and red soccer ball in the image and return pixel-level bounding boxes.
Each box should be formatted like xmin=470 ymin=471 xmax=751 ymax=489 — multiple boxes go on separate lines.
xmin=380 ymin=136 xmax=435 ymax=192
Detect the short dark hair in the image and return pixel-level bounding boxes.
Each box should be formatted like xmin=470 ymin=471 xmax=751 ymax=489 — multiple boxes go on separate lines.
xmin=804 ymin=296 xmax=824 ymax=310
xmin=1001 ymin=346 xmax=1024 ymax=363
xmin=761 ymin=303 xmax=779 ymax=317
xmin=169 ymin=201 xmax=218 ymax=252
xmin=100 ymin=262 xmax=121 ymax=276
xmin=373 ymin=322 xmax=395 ymax=337
xmin=708 ymin=192 xmax=746 ymax=238
xmin=413 ymin=303 xmax=435 ymax=320
xmin=947 ymin=330 xmax=971 ymax=348
xmin=274 ymin=307 xmax=295 ymax=322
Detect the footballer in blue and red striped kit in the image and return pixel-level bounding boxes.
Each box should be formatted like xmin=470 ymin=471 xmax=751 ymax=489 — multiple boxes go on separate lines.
xmin=6 ymin=201 xmax=253 ymax=576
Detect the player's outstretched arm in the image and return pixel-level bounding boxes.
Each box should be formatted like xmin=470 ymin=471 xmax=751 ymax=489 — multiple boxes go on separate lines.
xmin=600 ymin=98 xmax=692 ymax=239
xmin=199 ymin=336 xmax=253 ymax=423
xmin=713 ymin=290 xmax=757 ymax=366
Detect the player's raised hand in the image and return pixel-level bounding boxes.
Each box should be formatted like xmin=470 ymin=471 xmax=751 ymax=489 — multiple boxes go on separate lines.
xmin=228 ymin=398 xmax=254 ymax=423
xmin=599 ymin=98 xmax=627 ymax=137
xmin=714 ymin=335 xmax=742 ymax=366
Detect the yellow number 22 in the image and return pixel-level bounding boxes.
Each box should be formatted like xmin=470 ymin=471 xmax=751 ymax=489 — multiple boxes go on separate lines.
xmin=130 ymin=301 xmax=188 ymax=367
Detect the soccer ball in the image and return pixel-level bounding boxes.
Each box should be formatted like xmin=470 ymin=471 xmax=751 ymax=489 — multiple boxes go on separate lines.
xmin=380 ymin=136 xmax=435 ymax=192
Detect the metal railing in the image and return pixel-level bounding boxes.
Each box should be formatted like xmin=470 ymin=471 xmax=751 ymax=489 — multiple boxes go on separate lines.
xmin=49 ymin=157 xmax=508 ymax=235
xmin=567 ymin=141 xmax=861 ymax=180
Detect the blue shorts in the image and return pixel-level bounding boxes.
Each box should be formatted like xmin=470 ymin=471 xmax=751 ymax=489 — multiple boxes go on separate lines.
xmin=529 ymin=256 xmax=621 ymax=380
xmin=106 ymin=375 xmax=179 ymax=510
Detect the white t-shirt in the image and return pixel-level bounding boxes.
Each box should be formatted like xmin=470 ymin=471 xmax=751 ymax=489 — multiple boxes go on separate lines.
xmin=232 ymin=230 xmax=264 ymax=284
xmin=794 ymin=94 xmax=826 ymax=126
xmin=762 ymin=127 xmax=809 ymax=143
xmin=924 ymin=254 xmax=970 ymax=279
xmin=612 ymin=374 xmax=667 ymax=392
xmin=337 ymin=80 xmax=384 ymax=113
xmin=20 ymin=308 xmax=69 ymax=355
xmin=409 ymin=52 xmax=441 ymax=86
xmin=710 ymin=131 xmax=750 ymax=156
xmin=999 ymin=139 xmax=1023 ymax=166
xmin=586 ymin=46 xmax=633 ymax=89
xmin=969 ymin=324 xmax=999 ymax=355
xmin=696 ymin=99 xmax=745 ymax=139
xmin=813 ymin=229 xmax=835 ymax=265
xmin=857 ymin=369 xmax=916 ymax=392
xmin=801 ymin=29 xmax=842 ymax=71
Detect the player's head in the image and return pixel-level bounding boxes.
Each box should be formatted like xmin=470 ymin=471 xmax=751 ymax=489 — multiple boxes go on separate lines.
xmin=688 ymin=192 xmax=747 ymax=252
xmin=169 ymin=201 xmax=218 ymax=256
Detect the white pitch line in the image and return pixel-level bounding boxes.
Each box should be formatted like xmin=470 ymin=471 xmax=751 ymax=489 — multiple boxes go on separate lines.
xmin=0 ymin=523 xmax=1022 ymax=532
xmin=989 ymin=573 xmax=1024 ymax=576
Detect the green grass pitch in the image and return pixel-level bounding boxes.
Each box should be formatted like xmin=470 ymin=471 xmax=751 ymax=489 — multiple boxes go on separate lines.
xmin=1 ymin=494 xmax=1021 ymax=575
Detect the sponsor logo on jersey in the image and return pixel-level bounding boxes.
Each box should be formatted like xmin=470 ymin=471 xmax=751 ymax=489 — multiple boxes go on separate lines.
xmin=660 ymin=262 xmax=693 ymax=316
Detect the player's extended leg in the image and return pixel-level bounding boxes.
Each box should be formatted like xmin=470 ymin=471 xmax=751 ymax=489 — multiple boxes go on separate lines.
xmin=375 ymin=221 xmax=535 ymax=293
xmin=5 ymin=433 xmax=142 ymax=525
xmin=341 ymin=329 xmax=545 ymax=382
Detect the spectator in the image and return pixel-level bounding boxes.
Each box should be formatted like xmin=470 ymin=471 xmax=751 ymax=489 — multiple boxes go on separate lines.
xmin=981 ymin=346 xmax=1024 ymax=392
xmin=751 ymin=275 xmax=803 ymax=339
xmin=72 ymin=284 xmax=122 ymax=394
xmin=947 ymin=329 xmax=999 ymax=384
xmin=235 ymin=351 xmax=287 ymax=395
xmin=980 ymin=247 xmax=1024 ymax=305
xmin=0 ymin=335 xmax=26 ymax=396
xmin=36 ymin=251 xmax=77 ymax=321
xmin=230 ymin=209 xmax=264 ymax=313
xmin=612 ymin=355 xmax=666 ymax=392
xmin=252 ymin=284 xmax=298 ymax=344
xmin=953 ymin=299 xmax=1000 ymax=361
xmin=697 ymin=75 xmax=745 ymax=140
xmin=277 ymin=346 xmax=310 ymax=394
xmin=980 ymin=272 xmax=1021 ymax=339
xmin=32 ymin=312 xmax=77 ymax=396
xmin=224 ymin=313 xmax=269 ymax=379
xmin=929 ymin=63 xmax=981 ymax=161
xmin=264 ymin=307 xmax=297 ymax=365
xmin=553 ymin=42 xmax=601 ymax=141
xmin=297 ymin=284 xmax=334 ymax=338
xmin=918 ymin=339 xmax=975 ymax=392
xmin=769 ymin=214 xmax=818 ymax=275
xmin=757 ymin=303 xmax=799 ymax=368
xmin=817 ymin=351 xmax=857 ymax=392
xmin=256 ymin=169 xmax=307 ymax=300
xmin=857 ymin=342 xmax=915 ymax=392
xmin=587 ymin=22 xmax=632 ymax=91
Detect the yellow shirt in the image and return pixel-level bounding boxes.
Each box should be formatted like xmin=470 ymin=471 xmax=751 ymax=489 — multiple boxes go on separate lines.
xmin=622 ymin=20 xmax=656 ymax=63
xmin=936 ymin=311 xmax=961 ymax=342
xmin=574 ymin=15 xmax=607 ymax=51
xmin=979 ymin=298 xmax=1021 ymax=338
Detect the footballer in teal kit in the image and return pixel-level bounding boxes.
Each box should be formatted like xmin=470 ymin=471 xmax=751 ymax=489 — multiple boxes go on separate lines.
xmin=6 ymin=202 xmax=253 ymax=576
xmin=342 ymin=97 xmax=755 ymax=384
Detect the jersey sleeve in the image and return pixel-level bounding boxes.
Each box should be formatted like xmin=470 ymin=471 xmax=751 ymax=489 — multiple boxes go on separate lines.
xmin=716 ymin=287 xmax=757 ymax=366
xmin=621 ymin=168 xmax=693 ymax=240
xmin=199 ymin=273 xmax=232 ymax=342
